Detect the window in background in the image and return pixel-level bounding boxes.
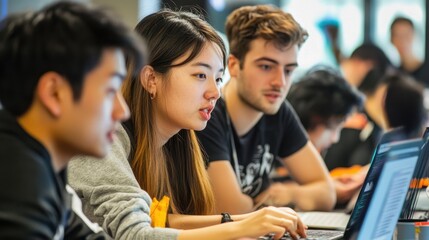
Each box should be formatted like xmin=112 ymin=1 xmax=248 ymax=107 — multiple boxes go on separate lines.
xmin=3 ymin=0 xmax=57 ymax=15
xmin=208 ymin=0 xmax=280 ymax=34
xmin=207 ymin=0 xmax=281 ymax=85
xmin=139 ymin=0 xmax=160 ymax=19
xmin=281 ymin=0 xmax=364 ymax=81
xmin=1 ymin=0 xmax=7 ymax=20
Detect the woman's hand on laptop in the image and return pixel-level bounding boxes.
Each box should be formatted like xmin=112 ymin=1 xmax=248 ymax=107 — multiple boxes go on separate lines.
xmin=278 ymin=207 xmax=308 ymax=239
xmin=236 ymin=206 xmax=307 ymax=239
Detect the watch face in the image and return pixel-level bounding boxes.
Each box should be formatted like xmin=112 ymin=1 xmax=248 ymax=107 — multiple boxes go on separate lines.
xmin=221 ymin=213 xmax=233 ymax=223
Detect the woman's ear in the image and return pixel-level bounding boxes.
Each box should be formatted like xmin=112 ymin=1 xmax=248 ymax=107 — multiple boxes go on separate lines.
xmin=140 ymin=65 xmax=157 ymax=94
xmin=228 ymin=54 xmax=240 ymax=78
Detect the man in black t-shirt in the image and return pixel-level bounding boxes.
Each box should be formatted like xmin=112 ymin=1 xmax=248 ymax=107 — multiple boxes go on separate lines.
xmin=196 ymin=5 xmax=336 ymax=214
xmin=0 ymin=2 xmax=144 ymax=238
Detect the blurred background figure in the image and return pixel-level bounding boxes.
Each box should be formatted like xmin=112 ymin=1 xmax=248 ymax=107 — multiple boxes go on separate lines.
xmin=324 ymin=43 xmax=393 ymax=171
xmin=286 ymin=66 xmax=365 ymax=204
xmin=331 ymin=72 xmax=427 ymax=206
xmin=384 ymin=73 xmax=427 ymax=137
xmin=287 ymin=66 xmax=364 ymax=153
xmin=390 ymin=16 xmax=429 ymax=87
xmin=285 ymin=67 xmax=427 ymax=206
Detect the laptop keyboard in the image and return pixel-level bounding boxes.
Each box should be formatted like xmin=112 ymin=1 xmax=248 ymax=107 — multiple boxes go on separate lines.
xmin=258 ymin=229 xmax=343 ymax=240
xmin=299 ymin=212 xmax=350 ymax=230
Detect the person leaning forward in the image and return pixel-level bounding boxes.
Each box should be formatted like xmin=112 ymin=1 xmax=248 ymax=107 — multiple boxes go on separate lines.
xmin=196 ymin=5 xmax=336 ymax=214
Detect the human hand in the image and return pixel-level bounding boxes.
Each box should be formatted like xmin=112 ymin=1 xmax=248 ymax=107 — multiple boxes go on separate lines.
xmin=277 ymin=207 xmax=307 ymax=238
xmin=253 ymin=189 xmax=271 ymax=210
xmin=334 ymin=174 xmax=365 ymax=204
xmin=257 ymin=182 xmax=297 ymax=207
xmin=238 ymin=206 xmax=306 ymax=239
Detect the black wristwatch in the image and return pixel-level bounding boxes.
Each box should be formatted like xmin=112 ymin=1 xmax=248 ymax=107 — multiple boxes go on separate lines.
xmin=221 ymin=212 xmax=233 ymax=223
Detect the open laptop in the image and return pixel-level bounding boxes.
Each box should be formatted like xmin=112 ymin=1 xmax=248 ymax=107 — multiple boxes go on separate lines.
xmin=286 ymin=138 xmax=423 ymax=240
xmin=299 ymin=128 xmax=411 ymax=231
xmin=351 ymin=139 xmax=422 ymax=239
xmin=402 ymin=127 xmax=429 ymax=217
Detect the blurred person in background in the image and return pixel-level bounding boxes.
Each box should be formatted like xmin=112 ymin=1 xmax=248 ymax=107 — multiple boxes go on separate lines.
xmin=383 ymin=73 xmax=427 ymax=137
xmin=390 ymin=16 xmax=429 ymax=87
xmin=328 ymin=71 xmax=426 ymax=207
xmin=324 ymin=43 xmax=393 ymax=171
xmin=286 ymin=66 xmax=365 ymax=204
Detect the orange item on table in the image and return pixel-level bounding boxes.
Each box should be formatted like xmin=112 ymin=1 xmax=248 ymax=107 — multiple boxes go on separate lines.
xmin=150 ymin=195 xmax=170 ymax=227
xmin=330 ymin=165 xmax=363 ymax=178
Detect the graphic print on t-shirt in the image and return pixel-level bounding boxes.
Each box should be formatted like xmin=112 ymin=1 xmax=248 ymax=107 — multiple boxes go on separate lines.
xmin=240 ymin=144 xmax=274 ymax=197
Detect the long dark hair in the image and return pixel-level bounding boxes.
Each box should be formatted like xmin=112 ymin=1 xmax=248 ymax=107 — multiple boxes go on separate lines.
xmin=122 ymin=9 xmax=226 ymax=215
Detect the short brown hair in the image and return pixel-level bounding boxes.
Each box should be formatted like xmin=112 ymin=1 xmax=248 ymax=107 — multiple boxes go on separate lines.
xmin=225 ymin=5 xmax=308 ymax=63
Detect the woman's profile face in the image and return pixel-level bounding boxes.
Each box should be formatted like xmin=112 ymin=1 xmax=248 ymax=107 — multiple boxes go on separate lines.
xmin=154 ymin=42 xmax=224 ymax=135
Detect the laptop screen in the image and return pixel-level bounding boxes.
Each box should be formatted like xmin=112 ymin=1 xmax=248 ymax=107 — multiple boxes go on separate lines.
xmin=357 ymin=139 xmax=422 ymax=239
xmin=343 ymin=128 xmax=410 ymax=238
xmin=401 ymin=126 xmax=429 ymax=214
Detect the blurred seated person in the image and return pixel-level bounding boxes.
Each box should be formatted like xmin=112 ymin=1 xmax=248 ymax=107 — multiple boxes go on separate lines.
xmin=284 ymin=66 xmax=365 ymax=205
xmin=285 ymin=69 xmax=426 ymax=206
xmin=333 ymin=73 xmax=427 ymax=206
xmin=385 ymin=73 xmax=428 ymax=193
xmin=384 ymin=73 xmax=427 ymax=138
xmin=287 ymin=67 xmax=364 ymax=152
xmin=323 ymin=43 xmax=394 ymax=171
xmin=390 ymin=16 xmax=429 ymax=86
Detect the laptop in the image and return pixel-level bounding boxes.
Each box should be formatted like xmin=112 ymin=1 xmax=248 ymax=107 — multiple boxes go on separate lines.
xmin=299 ymin=128 xmax=411 ymax=231
xmin=284 ymin=138 xmax=423 ymax=240
xmin=351 ymin=139 xmax=422 ymax=239
xmin=401 ymin=127 xmax=429 ymax=217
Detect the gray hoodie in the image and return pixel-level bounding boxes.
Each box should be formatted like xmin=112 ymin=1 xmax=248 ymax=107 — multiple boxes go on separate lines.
xmin=68 ymin=125 xmax=179 ymax=239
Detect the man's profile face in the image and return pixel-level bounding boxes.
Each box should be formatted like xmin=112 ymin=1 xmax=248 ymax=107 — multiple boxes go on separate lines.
xmin=58 ymin=48 xmax=130 ymax=158
xmin=233 ymin=38 xmax=298 ymax=115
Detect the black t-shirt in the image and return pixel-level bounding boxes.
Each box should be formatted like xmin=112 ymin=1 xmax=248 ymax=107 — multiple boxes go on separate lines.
xmin=323 ymin=112 xmax=383 ymax=171
xmin=399 ymin=62 xmax=429 ymax=87
xmin=196 ymin=98 xmax=308 ymax=197
xmin=0 ymin=110 xmax=109 ymax=239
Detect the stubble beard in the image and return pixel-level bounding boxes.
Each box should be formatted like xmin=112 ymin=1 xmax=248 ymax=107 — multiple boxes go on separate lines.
xmin=238 ymin=90 xmax=282 ymax=115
